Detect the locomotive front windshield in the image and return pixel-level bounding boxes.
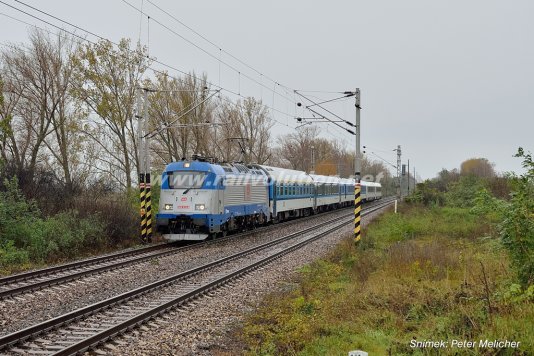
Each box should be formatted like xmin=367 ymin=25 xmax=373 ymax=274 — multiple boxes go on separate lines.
xmin=168 ymin=171 xmax=206 ymax=189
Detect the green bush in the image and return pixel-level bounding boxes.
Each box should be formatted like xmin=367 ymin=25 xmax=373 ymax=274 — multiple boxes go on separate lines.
xmin=0 ymin=240 xmax=29 ymax=268
xmin=0 ymin=177 xmax=106 ymax=270
xmin=74 ymin=190 xmax=138 ymax=245
xmin=24 ymin=211 xmax=105 ymax=262
xmin=499 ymin=148 xmax=534 ymax=287
xmin=405 ymin=181 xmax=445 ymax=206
xmin=445 ymin=175 xmax=486 ymax=207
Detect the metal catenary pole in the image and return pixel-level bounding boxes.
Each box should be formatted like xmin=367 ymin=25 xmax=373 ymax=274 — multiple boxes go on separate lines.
xmin=414 ymin=166 xmax=416 ymax=192
xmin=406 ymin=160 xmax=410 ymax=195
xmin=142 ymin=89 xmax=152 ymax=243
xmin=137 ymin=88 xmax=152 ymax=244
xmin=136 ymin=90 xmax=147 ymax=243
xmin=354 ymin=88 xmax=362 ymax=244
xmin=396 ymin=145 xmax=401 ymax=199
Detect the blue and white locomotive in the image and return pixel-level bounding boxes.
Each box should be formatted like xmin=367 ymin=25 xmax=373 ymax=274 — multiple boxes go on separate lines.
xmin=156 ymin=157 xmax=382 ymax=241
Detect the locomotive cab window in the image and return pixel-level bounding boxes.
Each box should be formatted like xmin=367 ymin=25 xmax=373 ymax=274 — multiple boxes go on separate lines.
xmin=168 ymin=172 xmax=206 ymax=189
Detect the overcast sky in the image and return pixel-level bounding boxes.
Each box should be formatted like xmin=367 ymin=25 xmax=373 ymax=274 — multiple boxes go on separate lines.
xmin=1 ymin=0 xmax=532 ymax=179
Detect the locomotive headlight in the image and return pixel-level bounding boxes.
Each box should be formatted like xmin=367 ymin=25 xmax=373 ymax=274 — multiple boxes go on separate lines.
xmin=164 ymin=204 xmax=173 ymax=210
xmin=195 ymin=204 xmax=206 ymax=211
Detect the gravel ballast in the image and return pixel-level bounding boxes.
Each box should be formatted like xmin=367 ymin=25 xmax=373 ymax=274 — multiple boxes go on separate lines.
xmin=106 ymin=206 xmax=388 ymax=356
xmin=0 ymin=207 xmax=361 ymax=336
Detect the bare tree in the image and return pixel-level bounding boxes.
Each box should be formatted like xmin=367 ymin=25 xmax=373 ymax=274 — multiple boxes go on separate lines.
xmin=276 ymin=126 xmax=319 ymax=171
xmin=0 ymin=30 xmax=76 ymax=189
xmin=215 ymin=97 xmax=273 ymax=164
xmin=71 ymin=38 xmax=149 ymax=189
xmin=35 ymin=32 xmax=85 ymax=193
xmin=238 ymin=97 xmax=273 ymax=164
xmin=148 ymin=73 xmax=186 ymax=164
xmin=148 ymin=72 xmax=214 ymax=167
xmin=180 ymin=74 xmax=214 ymax=157
xmin=216 ymin=99 xmax=242 ymax=162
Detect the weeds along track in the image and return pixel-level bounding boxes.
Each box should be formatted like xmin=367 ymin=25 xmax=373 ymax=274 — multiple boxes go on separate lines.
xmin=0 ymin=200 xmax=393 ymax=355
xmin=0 ymin=199 xmax=390 ymax=300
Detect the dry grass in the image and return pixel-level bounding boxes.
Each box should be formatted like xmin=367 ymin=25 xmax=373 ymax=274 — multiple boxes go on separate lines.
xmin=241 ymin=205 xmax=533 ymax=355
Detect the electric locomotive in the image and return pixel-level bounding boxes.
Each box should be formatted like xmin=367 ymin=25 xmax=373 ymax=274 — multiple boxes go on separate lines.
xmin=156 ymin=158 xmax=270 ymax=240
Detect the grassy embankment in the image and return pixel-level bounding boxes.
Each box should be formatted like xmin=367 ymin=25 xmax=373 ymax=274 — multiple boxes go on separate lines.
xmin=241 ymin=205 xmax=533 ymax=355
xmin=0 ymin=178 xmax=160 ymax=275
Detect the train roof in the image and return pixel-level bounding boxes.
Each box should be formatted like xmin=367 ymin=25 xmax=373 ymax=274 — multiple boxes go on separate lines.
xmin=309 ymin=174 xmax=343 ymax=184
xmin=258 ymin=165 xmax=313 ymax=183
xmin=164 ymin=160 xmax=268 ymax=177
xmin=360 ymin=180 xmax=381 ymax=187
xmin=164 ymin=161 xmax=382 ymax=188
xmin=164 ymin=160 xmax=226 ymax=175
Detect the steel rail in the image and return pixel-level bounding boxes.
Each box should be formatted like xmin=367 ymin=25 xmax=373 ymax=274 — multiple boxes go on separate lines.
xmin=53 ymin=199 xmax=393 ymax=356
xmin=0 ymin=243 xmax=171 ymax=286
xmin=0 ymin=199 xmax=393 ymax=354
xmin=0 ymin=200 xmax=389 ymax=299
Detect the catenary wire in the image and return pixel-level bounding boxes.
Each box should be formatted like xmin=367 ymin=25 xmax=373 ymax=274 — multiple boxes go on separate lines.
xmin=0 ymin=2 xmax=298 ymax=130
xmin=119 ymin=0 xmax=297 ymax=107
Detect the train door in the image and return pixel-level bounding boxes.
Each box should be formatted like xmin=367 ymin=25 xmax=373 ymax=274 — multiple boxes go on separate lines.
xmin=217 ymin=178 xmax=224 ymax=214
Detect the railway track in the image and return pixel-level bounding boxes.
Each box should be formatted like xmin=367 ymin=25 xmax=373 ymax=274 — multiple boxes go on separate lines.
xmin=0 ymin=243 xmax=176 ymax=300
xmin=0 ymin=199 xmax=390 ymax=300
xmin=0 ymin=199 xmax=393 ymax=355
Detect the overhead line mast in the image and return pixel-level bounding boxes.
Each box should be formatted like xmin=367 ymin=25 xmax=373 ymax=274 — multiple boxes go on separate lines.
xmin=354 ymin=89 xmax=362 ymax=244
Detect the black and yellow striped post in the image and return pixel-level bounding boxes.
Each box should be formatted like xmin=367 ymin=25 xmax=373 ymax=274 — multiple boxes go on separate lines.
xmin=140 ymin=173 xmax=147 ymax=243
xmin=145 ymin=173 xmax=152 ymax=243
xmin=354 ymin=182 xmax=362 ymax=243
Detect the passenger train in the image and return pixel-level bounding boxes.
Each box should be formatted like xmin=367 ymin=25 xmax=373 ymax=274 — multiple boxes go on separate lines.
xmin=156 ymin=157 xmax=382 ymax=241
